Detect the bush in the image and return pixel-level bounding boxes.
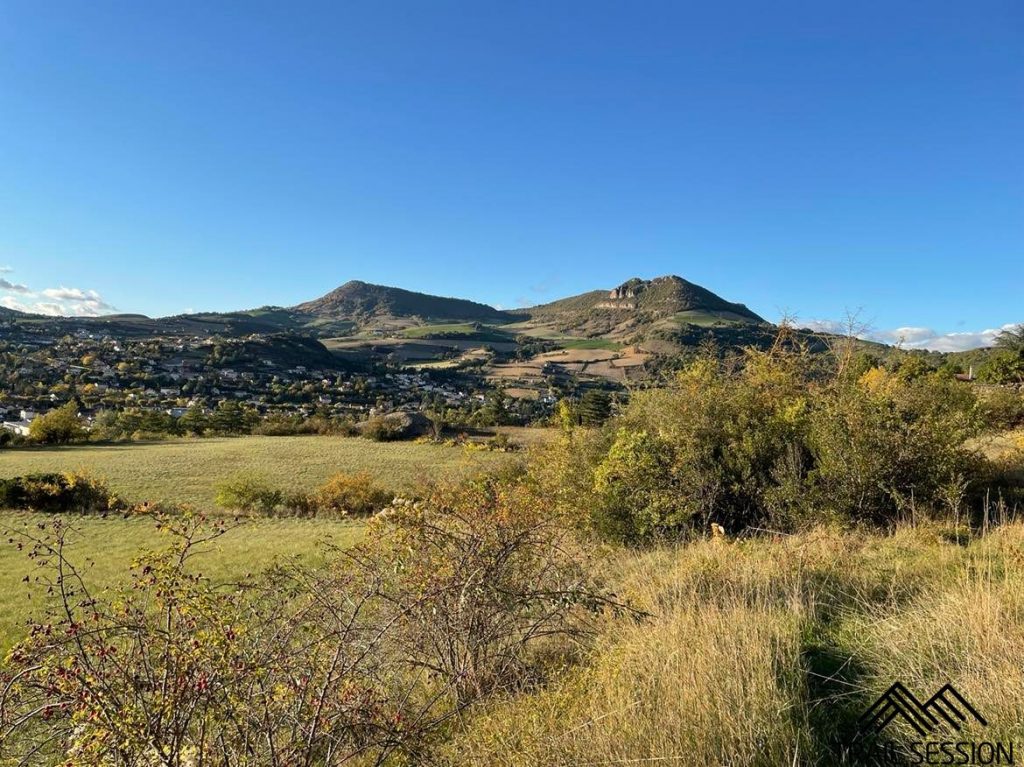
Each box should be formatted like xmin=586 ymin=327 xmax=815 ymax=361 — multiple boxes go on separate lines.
xmin=28 ymin=403 xmax=85 ymax=444
xmin=252 ymin=414 xmax=358 ymax=436
xmin=0 ymin=513 xmax=441 ymax=765
xmin=0 ymin=482 xmax=621 ymax=764
xmin=581 ymin=351 xmax=813 ymax=542
xmin=360 ymin=413 xmax=412 ymax=441
xmin=314 ymin=471 xmax=393 ymax=516
xmin=0 ymin=471 xmax=120 ymax=512
xmin=281 ymin=490 xmax=320 ymax=517
xmin=544 ymin=344 xmax=986 ymax=542
xmin=484 ymin=432 xmax=518 ymax=452
xmin=356 ymin=475 xmax=628 ymax=705
xmin=808 ymin=369 xmax=980 ymax=525
xmin=978 ymin=386 xmax=1024 ymax=430
xmin=214 ymin=472 xmax=283 ymax=514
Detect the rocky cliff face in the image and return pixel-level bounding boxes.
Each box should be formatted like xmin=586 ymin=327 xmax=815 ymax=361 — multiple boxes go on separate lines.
xmin=607 ymin=277 xmax=649 ymax=300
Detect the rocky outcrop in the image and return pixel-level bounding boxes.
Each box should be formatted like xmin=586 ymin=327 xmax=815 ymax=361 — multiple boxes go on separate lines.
xmin=608 ymin=278 xmax=647 ymax=300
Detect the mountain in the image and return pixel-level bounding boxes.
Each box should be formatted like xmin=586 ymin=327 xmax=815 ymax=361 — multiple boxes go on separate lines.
xmin=294 ymin=280 xmax=515 ymax=324
xmin=513 ymin=275 xmax=765 ymax=340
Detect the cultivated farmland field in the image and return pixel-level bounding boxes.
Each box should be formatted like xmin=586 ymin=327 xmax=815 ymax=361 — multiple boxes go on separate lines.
xmin=0 ymin=435 xmax=510 ymax=508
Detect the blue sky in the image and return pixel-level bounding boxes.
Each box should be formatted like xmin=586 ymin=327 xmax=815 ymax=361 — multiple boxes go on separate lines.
xmin=1 ymin=1 xmax=1021 ymax=350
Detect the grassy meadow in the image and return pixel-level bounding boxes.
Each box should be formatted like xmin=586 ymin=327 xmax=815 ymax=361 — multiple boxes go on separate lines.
xmin=0 ymin=435 xmax=511 ymax=655
xmin=0 ymin=513 xmax=365 ymax=654
xmin=0 ymin=434 xmax=508 ymax=508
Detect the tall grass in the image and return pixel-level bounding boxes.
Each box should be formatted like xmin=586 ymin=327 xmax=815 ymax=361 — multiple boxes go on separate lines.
xmin=441 ymin=524 xmax=1024 ymax=766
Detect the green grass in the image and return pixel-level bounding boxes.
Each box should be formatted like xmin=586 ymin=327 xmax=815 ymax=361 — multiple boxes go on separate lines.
xmin=401 ymin=322 xmax=478 ymax=337
xmin=0 ymin=435 xmax=508 ymax=508
xmin=554 ymin=338 xmax=623 ymax=351
xmin=0 ymin=512 xmax=364 ymax=653
xmin=400 ymin=323 xmax=513 ymax=342
xmin=669 ymin=309 xmax=749 ymax=327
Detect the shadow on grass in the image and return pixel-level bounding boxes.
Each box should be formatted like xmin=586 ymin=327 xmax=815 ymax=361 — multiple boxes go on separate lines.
xmin=802 ymin=637 xmax=913 ymax=766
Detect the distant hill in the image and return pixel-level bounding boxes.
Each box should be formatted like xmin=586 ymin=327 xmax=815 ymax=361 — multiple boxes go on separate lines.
xmin=512 ymin=275 xmax=765 ymax=340
xmin=294 ymin=280 xmax=516 ymax=324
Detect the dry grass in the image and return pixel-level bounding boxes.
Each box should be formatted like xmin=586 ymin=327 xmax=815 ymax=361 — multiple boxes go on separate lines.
xmin=844 ymin=525 xmax=1024 ymax=746
xmin=969 ymin=427 xmax=1024 ymax=460
xmin=440 ymin=524 xmax=1024 ymax=765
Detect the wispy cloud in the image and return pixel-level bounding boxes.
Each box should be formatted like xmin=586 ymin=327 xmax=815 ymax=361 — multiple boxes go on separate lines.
xmin=799 ymin=319 xmax=1022 ymax=352
xmin=0 ymin=270 xmax=116 ymax=316
xmin=0 ymin=277 xmax=29 ymax=293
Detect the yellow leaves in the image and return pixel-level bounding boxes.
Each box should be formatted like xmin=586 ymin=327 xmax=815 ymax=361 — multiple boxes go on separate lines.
xmin=858 ymin=365 xmax=894 ymax=395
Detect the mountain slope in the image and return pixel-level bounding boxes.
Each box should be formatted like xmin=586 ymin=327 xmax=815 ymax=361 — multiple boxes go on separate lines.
xmin=513 ymin=275 xmax=765 ymax=339
xmin=294 ymin=280 xmax=515 ymax=324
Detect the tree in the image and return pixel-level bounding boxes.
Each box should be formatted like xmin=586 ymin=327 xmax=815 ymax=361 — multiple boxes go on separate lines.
xmin=211 ymin=399 xmax=245 ymax=434
xmin=578 ymin=390 xmax=612 ymax=426
xmin=425 ymin=404 xmax=447 ymax=440
xmin=478 ymin=389 xmax=511 ymax=426
xmin=179 ymin=403 xmax=208 ymax=435
xmin=28 ymin=403 xmax=85 ymax=445
xmin=995 ymin=324 xmax=1024 ymax=353
xmin=979 ymin=350 xmax=1024 ymax=385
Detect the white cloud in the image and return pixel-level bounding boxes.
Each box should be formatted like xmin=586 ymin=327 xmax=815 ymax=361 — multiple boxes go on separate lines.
xmin=798 ymin=319 xmax=1022 ymax=352
xmin=0 ymin=271 xmax=116 ymax=316
xmin=798 ymin=320 xmax=849 ymax=335
xmin=875 ymin=324 xmax=1020 ymax=352
xmin=42 ymin=286 xmax=98 ymax=301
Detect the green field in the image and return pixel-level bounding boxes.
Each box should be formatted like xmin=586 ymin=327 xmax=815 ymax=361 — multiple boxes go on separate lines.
xmin=0 ymin=435 xmax=510 ymax=655
xmin=0 ymin=435 xmax=508 ymax=508
xmin=555 ymin=337 xmax=623 ymax=350
xmin=400 ymin=322 xmax=514 ymax=342
xmin=0 ymin=512 xmax=364 ymax=653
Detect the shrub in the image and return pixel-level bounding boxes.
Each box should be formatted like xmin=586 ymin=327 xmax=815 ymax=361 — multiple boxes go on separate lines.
xmin=978 ymin=386 xmax=1024 ymax=430
xmin=281 ymin=490 xmax=320 ymax=516
xmin=483 ymin=432 xmax=518 ymax=452
xmin=0 ymin=483 xmax=621 ymax=764
xmin=360 ymin=413 xmax=409 ymax=441
xmin=314 ymin=471 xmax=393 ymax=516
xmin=252 ymin=414 xmax=358 ymax=436
xmin=0 ymin=513 xmax=439 ymax=765
xmin=27 ymin=403 xmax=85 ymax=444
xmin=592 ymin=428 xmax=687 ymax=541
xmin=546 ymin=344 xmax=985 ymax=542
xmin=355 ymin=476 xmax=630 ymax=706
xmin=0 ymin=471 xmax=119 ymax=512
xmin=213 ymin=471 xmax=283 ymax=514
xmin=580 ymin=350 xmax=813 ymax=541
xmin=808 ymin=369 xmax=980 ymax=526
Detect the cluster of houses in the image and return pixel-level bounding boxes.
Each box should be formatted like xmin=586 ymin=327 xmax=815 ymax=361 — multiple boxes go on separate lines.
xmin=1 ymin=408 xmax=36 ymax=437
xmin=0 ymin=327 xmax=516 ymax=435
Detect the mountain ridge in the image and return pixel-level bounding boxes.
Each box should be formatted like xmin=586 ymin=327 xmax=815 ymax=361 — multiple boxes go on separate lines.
xmin=293 ymin=280 xmax=517 ymax=324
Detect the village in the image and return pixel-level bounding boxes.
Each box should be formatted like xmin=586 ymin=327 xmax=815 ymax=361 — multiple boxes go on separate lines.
xmin=0 ymin=324 xmax=552 ymax=439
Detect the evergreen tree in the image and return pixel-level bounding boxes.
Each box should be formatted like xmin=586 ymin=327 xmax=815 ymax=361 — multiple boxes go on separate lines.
xmin=578 ymin=390 xmax=612 ymax=426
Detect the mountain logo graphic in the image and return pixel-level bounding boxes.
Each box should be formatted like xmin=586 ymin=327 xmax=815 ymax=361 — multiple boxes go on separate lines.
xmin=859 ymin=682 xmax=988 ymax=737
